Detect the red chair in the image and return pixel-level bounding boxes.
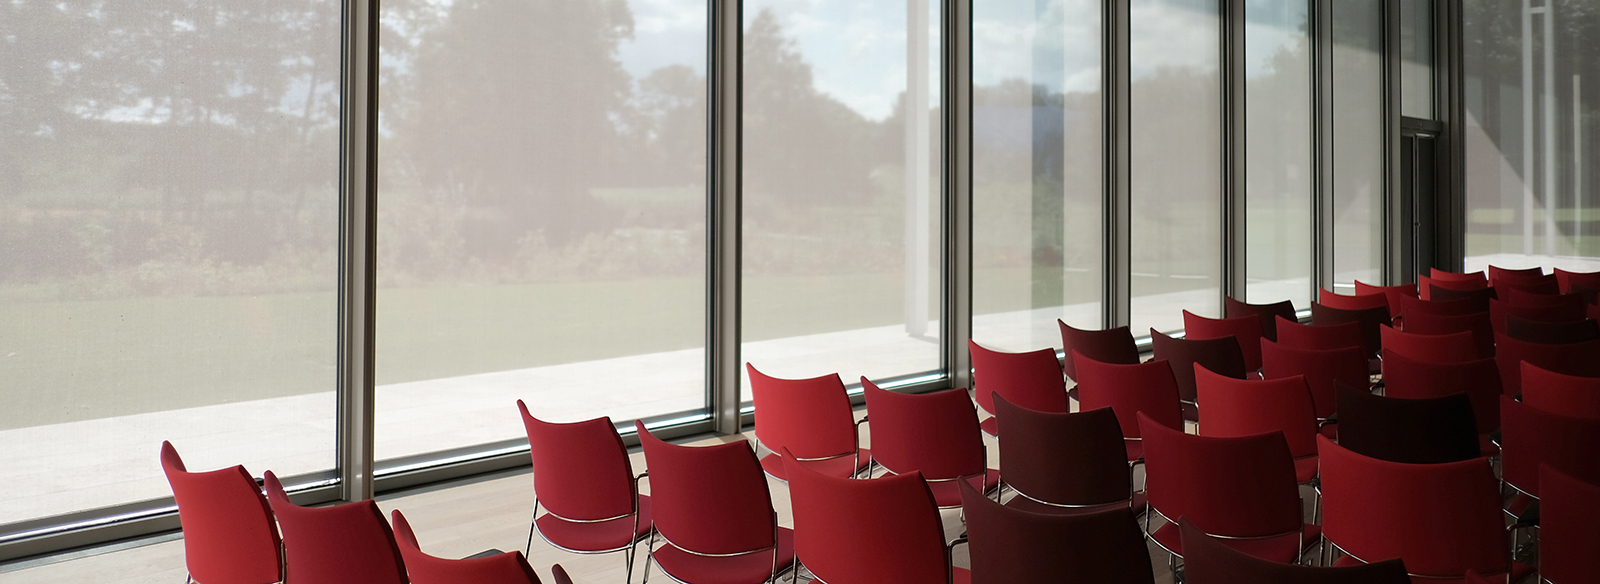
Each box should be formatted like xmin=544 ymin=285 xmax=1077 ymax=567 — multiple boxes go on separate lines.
xmin=1182 ymin=310 xmax=1265 ymax=371
xmin=1400 ymin=295 xmax=1486 ymax=318
xmin=1319 ymin=288 xmax=1392 ymax=314
xmin=1539 ymin=465 xmax=1600 ymax=584
xmin=1354 ymin=281 xmax=1418 ymax=318
xmin=1418 ymin=274 xmax=1486 ymax=301
xmin=636 ymin=425 xmax=795 ymax=584
xmin=1137 ymin=413 xmax=1316 ymax=564
xmin=781 ymin=452 xmax=953 ymax=584
xmin=1335 ymin=386 xmax=1481 ymax=464
xmin=1310 ymin=303 xmax=1389 ymax=359
xmin=1493 ymin=333 xmax=1600 ymax=396
xmin=1403 ymin=310 xmax=1495 ymax=359
xmin=1150 ymin=328 xmax=1247 ymax=422
xmin=1554 ymin=267 xmax=1600 ymax=293
xmin=1275 ymin=317 xmax=1363 ymax=351
xmin=745 ymin=365 xmax=868 ymax=479
xmin=516 ymin=402 xmax=650 ymax=580
xmin=263 ymin=471 xmax=406 ymax=584
xmin=160 ymin=441 xmax=283 ymax=584
xmin=860 ymin=378 xmax=999 ymax=508
xmin=1180 ymin=519 xmax=1410 ymax=584
xmin=1431 ymin=285 xmax=1499 ymax=307
xmin=1503 ymin=313 xmax=1600 ymax=344
xmin=1493 ymin=274 xmax=1561 ymax=297
xmin=968 ymin=340 xmax=1067 ymax=436
xmin=550 ymin=565 xmax=573 ymax=584
xmin=1379 ymin=325 xmax=1478 ymax=363
xmin=1260 ymin=339 xmax=1367 ymax=420
xmin=1057 ymin=320 xmax=1140 ymax=382
xmin=1521 ymin=361 xmax=1600 ymax=419
xmin=1381 ymin=350 xmax=1503 ymax=443
xmin=1489 ymin=299 xmax=1586 ymax=335
xmin=1194 ymin=365 xmax=1319 ymax=484
xmin=1317 ymin=436 xmax=1528 ymax=582
xmin=992 ymin=395 xmax=1142 ymax=514
xmin=1223 ymin=297 xmax=1296 ymax=342
xmin=958 ymin=481 xmax=1155 ymax=584
xmin=1500 ymin=397 xmax=1600 ymax=503
xmin=1498 ymin=286 xmax=1583 ymax=309
xmin=1431 ymin=268 xmax=1490 ymax=285
xmin=1487 ymin=264 xmax=1545 ymax=284
xmin=392 ymin=509 xmax=543 ymax=584
xmin=1072 ymin=352 xmax=1185 ymax=463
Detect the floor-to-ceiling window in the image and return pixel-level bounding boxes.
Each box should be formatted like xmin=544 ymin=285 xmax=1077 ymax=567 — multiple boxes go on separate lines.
xmin=1244 ymin=0 xmax=1314 ymax=306
xmin=1330 ymin=0 xmax=1386 ymax=289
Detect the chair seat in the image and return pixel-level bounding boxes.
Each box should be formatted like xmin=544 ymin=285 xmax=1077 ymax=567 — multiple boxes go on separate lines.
xmin=535 ymin=496 xmax=652 ymax=553
xmin=1294 ymin=456 xmax=1319 ymax=484
xmin=652 ymin=527 xmax=795 ymax=584
xmin=759 ymin=450 xmax=870 ymax=481
xmin=1333 ymin=555 xmax=1534 ymax=584
xmin=1006 ymin=491 xmax=1147 ymax=516
xmin=927 ymin=469 xmax=1002 ymax=508
xmin=1153 ymin=522 xmax=1321 ymax=564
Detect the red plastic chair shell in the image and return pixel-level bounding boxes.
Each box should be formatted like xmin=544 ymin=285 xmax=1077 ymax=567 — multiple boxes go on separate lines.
xmin=745 ymin=365 xmax=867 ymax=479
xmin=392 ymin=509 xmax=543 ymax=584
xmin=160 ymin=441 xmax=284 ymax=584
xmin=263 ymin=471 xmax=407 ymax=584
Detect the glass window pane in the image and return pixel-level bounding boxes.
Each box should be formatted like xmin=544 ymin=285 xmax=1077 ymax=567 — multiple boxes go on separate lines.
xmin=1331 ymin=0 xmax=1385 ymax=289
xmin=1131 ymin=0 xmax=1222 ymax=334
xmin=1401 ymin=0 xmax=1434 ymax=119
xmin=1244 ymin=0 xmax=1312 ymax=307
xmin=740 ymin=1 xmax=944 ymax=383
xmin=972 ymin=0 xmax=1103 ymax=352
xmin=376 ymin=0 xmax=709 ymax=460
xmin=1 ymin=2 xmax=340 ymax=524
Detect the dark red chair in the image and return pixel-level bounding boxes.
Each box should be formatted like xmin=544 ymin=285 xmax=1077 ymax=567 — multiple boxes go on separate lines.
xmin=1554 ymin=267 xmax=1600 ymax=293
xmin=1137 ymin=413 xmax=1316 ymax=564
xmin=550 ymin=565 xmax=573 ymax=584
xmin=1431 ymin=285 xmax=1499 ymax=307
xmin=781 ymin=452 xmax=953 ymax=584
xmin=958 ymin=481 xmax=1154 ymax=584
xmin=1317 ymin=436 xmax=1528 ymax=582
xmin=1492 ymin=272 xmax=1561 ymax=296
xmin=1182 ymin=310 xmax=1265 ymax=371
xmin=745 ymin=365 xmax=868 ymax=480
xmin=1431 ymin=268 xmax=1490 ymax=285
xmin=1260 ymin=339 xmax=1367 ymax=420
xmin=1381 ymin=350 xmax=1503 ymax=444
xmin=968 ymin=340 xmax=1067 ymax=436
xmin=1487 ymin=264 xmax=1545 ymax=283
xmin=1489 ymin=299 xmax=1587 ymax=335
xmin=1503 ymin=313 xmax=1600 ymax=344
xmin=1334 ymin=385 xmax=1480 ymax=464
xmin=1150 ymin=328 xmax=1247 ymax=422
xmin=636 ymin=425 xmax=795 ymax=584
xmin=1072 ymin=352 xmax=1185 ymax=462
xmin=1403 ymin=310 xmax=1495 ymax=359
xmin=1320 ymin=288 xmax=1392 ymax=314
xmin=1354 ymin=281 xmax=1418 ymax=319
xmin=1180 ymin=519 xmax=1410 ymax=584
xmin=393 ymin=509 xmax=543 ymax=584
xmin=160 ymin=441 xmax=283 ymax=584
xmin=1500 ymin=396 xmax=1600 ymax=503
xmin=1379 ymin=325 xmax=1478 ymax=364
xmin=1194 ymin=365 xmax=1319 ymax=484
xmin=1498 ymin=286 xmax=1583 ymax=309
xmin=1223 ymin=297 xmax=1296 ymax=342
xmin=1057 ymin=320 xmax=1140 ymax=382
xmin=1521 ymin=361 xmax=1600 ymax=419
xmin=1493 ymin=333 xmax=1600 ymax=396
xmin=991 ymin=395 xmax=1141 ymax=514
xmin=1417 ymin=273 xmax=1486 ymax=301
xmin=1400 ymin=295 xmax=1486 ymax=317
xmin=516 ymin=402 xmax=650 ymax=580
xmin=860 ymin=378 xmax=999 ymax=508
xmin=1539 ymin=465 xmax=1600 ymax=584
xmin=1274 ymin=317 xmax=1363 ymax=352
xmin=263 ymin=471 xmax=407 ymax=584
xmin=1310 ymin=303 xmax=1389 ymax=358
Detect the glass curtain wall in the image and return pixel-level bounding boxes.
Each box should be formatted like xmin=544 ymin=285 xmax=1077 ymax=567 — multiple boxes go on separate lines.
xmin=1400 ymin=0 xmax=1434 ymax=119
xmin=1330 ymin=0 xmax=1386 ymax=289
xmin=1130 ymin=0 xmax=1223 ymax=334
xmin=1244 ymin=0 xmax=1313 ymax=307
xmin=1463 ymin=0 xmax=1600 ymax=272
xmin=0 ymin=1 xmax=341 ymax=525
xmin=740 ymin=1 xmax=944 ymax=385
xmin=972 ymin=0 xmax=1103 ymax=352
xmin=375 ymin=0 xmax=709 ymax=460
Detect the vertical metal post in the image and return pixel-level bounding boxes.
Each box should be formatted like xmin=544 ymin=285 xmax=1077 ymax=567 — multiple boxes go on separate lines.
xmin=1384 ymin=0 xmax=1403 ymax=284
xmin=708 ymin=0 xmax=743 ymax=435
xmin=907 ymin=0 xmax=932 ymax=338
xmin=1222 ymin=0 xmax=1248 ymax=306
xmin=1440 ymin=0 xmax=1467 ymax=271
xmin=1104 ymin=0 xmax=1132 ymax=329
xmin=337 ymin=0 xmax=380 ymax=502
xmin=1542 ymin=2 xmax=1557 ymax=257
xmin=1313 ymin=0 xmax=1336 ymax=295
xmin=1522 ymin=0 xmax=1536 ymax=256
xmin=944 ymin=0 xmax=973 ymax=389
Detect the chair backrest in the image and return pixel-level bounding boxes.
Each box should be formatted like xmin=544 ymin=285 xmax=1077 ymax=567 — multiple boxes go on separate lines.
xmin=1487 ymin=264 xmax=1545 ymax=284
xmin=992 ymin=396 xmax=1132 ymax=508
xmin=1498 ymin=286 xmax=1583 ymax=309
xmin=1057 ymin=321 xmax=1140 ymax=380
xmin=1354 ymin=281 xmax=1418 ymax=318
xmin=1309 ymin=303 xmax=1388 ymax=357
xmin=1193 ymin=366 xmax=1317 ymax=459
xmin=1274 ymin=317 xmax=1363 ymax=352
xmin=1182 ymin=310 xmax=1265 ymax=371
xmin=1539 ymin=465 xmax=1600 ymax=584
xmin=1379 ymin=325 xmax=1478 ymax=363
xmin=636 ymin=425 xmax=776 ymax=556
xmin=1259 ymin=339 xmax=1367 ymax=418
xmin=1334 ymin=385 xmax=1480 ymax=464
xmin=1072 ymin=352 xmax=1184 ymax=441
xmin=960 ymin=481 xmax=1154 ymax=584
xmin=782 ymin=452 xmax=947 ymax=584
xmin=1149 ymin=328 xmax=1246 ymax=404
xmin=860 ymin=378 xmax=985 ymax=481
xmin=517 ymin=402 xmax=637 ymax=524
xmin=968 ymin=340 xmax=1067 ymax=415
xmin=1489 ymin=298 xmax=1586 ymax=335
xmin=1493 ymin=333 xmax=1600 ymax=396
xmin=1402 ymin=310 xmax=1495 ymax=359
xmin=1418 ymin=274 xmax=1486 ymax=301
xmin=1554 ymin=267 xmax=1600 ymax=294
xmin=1493 ymin=274 xmax=1561 ymax=296
xmin=1180 ymin=519 xmax=1410 ymax=584
xmin=1521 ymin=361 xmax=1600 ymax=419
xmin=1317 ymin=436 xmax=1506 ymax=579
xmin=1430 ymin=268 xmax=1489 ymax=284
xmin=1380 ymin=350 xmax=1501 ymax=433
xmin=1499 ymin=396 xmax=1600 ymax=497
xmin=263 ymin=471 xmax=407 ymax=584
xmin=392 ymin=510 xmax=542 ymax=584
xmin=1400 ymin=294 xmax=1485 ymax=317
xmin=1502 ymin=313 xmax=1600 ymax=344
xmin=160 ymin=441 xmax=283 ymax=584
xmin=1223 ymin=297 xmax=1296 ymax=342
xmin=1319 ymin=288 xmax=1391 ymax=314
xmin=746 ymin=364 xmax=858 ymax=462
xmin=1137 ymin=413 xmax=1302 ymax=540
xmin=1430 ymin=285 xmax=1498 ymax=306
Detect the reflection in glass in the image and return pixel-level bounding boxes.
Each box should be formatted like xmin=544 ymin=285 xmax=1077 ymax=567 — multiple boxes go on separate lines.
xmin=1331 ymin=0 xmax=1385 ymax=288
xmin=1400 ymin=0 xmax=1434 ymax=119
xmin=0 ymin=2 xmax=339 ymax=524
xmin=1130 ymin=0 xmax=1222 ymax=334
xmin=376 ymin=0 xmax=708 ymax=460
xmin=740 ymin=1 xmax=944 ymax=383
xmin=972 ymin=0 xmax=1103 ymax=352
xmin=1244 ymin=0 xmax=1312 ymax=307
